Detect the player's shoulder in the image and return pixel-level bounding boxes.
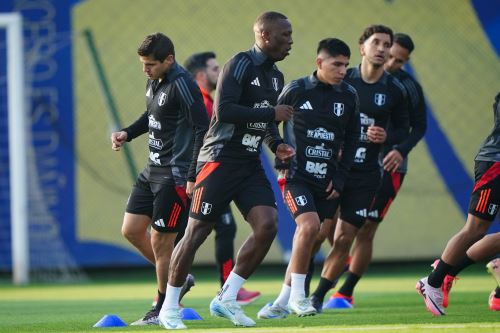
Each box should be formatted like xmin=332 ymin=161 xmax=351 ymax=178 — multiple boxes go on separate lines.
xmin=385 ymin=72 xmax=406 ymax=96
xmin=280 ymin=77 xmax=305 ymax=97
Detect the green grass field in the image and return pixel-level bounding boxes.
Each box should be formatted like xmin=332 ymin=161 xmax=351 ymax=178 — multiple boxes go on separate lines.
xmin=0 ymin=266 xmax=498 ymax=333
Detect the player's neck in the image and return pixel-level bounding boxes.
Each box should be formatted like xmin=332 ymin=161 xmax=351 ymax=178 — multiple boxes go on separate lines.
xmin=360 ymin=60 xmax=384 ymax=84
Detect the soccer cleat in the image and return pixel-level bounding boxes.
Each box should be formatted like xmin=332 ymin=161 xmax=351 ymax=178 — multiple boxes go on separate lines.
xmin=257 ymin=302 xmax=290 ymax=319
xmin=310 ymin=294 xmax=323 ymax=313
xmin=236 ymin=288 xmax=261 ymax=306
xmin=158 ymin=307 xmax=187 ymax=330
xmin=486 ymin=258 xmax=500 ymax=285
xmin=416 ymin=277 xmax=445 ymax=316
xmin=488 ymin=290 xmax=500 ymax=311
xmin=431 ymin=259 xmax=457 ymax=308
xmin=179 ymin=274 xmax=195 ymax=303
xmin=288 ymin=297 xmax=317 ymax=317
xmin=329 ymin=291 xmax=354 ymax=304
xmin=209 ymin=297 xmax=256 ymax=327
xmin=130 ymin=307 xmax=159 ymax=326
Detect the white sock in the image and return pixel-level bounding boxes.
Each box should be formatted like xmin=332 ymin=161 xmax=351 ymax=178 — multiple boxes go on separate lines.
xmin=162 ymin=283 xmax=182 ymax=310
xmin=274 ymin=283 xmax=291 ymax=307
xmin=218 ymin=271 xmax=246 ymax=302
xmin=290 ymin=273 xmax=306 ymax=300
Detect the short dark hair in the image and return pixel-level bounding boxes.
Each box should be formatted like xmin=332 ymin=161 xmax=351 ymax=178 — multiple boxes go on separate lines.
xmin=254 ymin=11 xmax=288 ymax=30
xmin=394 ymin=33 xmax=415 ymax=53
xmin=184 ymin=52 xmax=216 ymax=76
xmin=137 ymin=32 xmax=175 ymax=62
xmin=358 ymin=25 xmax=393 ymax=45
xmin=317 ymin=38 xmax=350 ymax=58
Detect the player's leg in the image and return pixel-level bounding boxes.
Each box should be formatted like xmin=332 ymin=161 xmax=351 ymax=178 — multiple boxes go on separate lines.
xmin=214 ymin=206 xmax=236 ymax=287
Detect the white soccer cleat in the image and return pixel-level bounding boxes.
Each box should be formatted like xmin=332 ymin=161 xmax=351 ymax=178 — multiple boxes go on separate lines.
xmin=209 ymin=297 xmax=256 ymax=327
xmin=416 ymin=277 xmax=445 ymax=316
xmin=288 ymin=297 xmax=317 ymax=317
xmin=257 ymin=302 xmax=290 ymax=319
xmin=158 ymin=307 xmax=187 ymax=330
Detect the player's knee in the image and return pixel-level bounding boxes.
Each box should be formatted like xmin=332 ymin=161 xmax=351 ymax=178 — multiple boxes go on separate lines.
xmin=256 ymin=217 xmax=278 ymax=239
xmin=333 ymin=233 xmax=355 ymax=252
xmin=300 ymin=221 xmax=320 ymax=239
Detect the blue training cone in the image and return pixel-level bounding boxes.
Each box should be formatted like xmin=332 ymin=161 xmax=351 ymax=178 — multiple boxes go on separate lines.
xmin=323 ymin=297 xmax=353 ymax=310
xmin=181 ymin=307 xmax=203 ymax=320
xmin=93 ymin=314 xmax=127 ymax=327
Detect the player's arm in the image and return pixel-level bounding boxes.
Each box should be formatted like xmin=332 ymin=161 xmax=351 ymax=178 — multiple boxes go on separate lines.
xmin=176 ymin=77 xmax=210 ymax=187
xmin=216 ymin=54 xmax=276 ymax=124
xmin=393 ymin=79 xmax=427 ymax=157
xmin=330 ymin=89 xmax=360 ymax=194
xmin=386 ymin=79 xmax=410 ymax=145
xmin=119 ymin=110 xmax=149 ymax=142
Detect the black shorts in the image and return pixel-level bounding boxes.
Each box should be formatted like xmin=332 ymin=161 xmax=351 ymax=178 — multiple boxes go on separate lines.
xmin=190 ymin=161 xmax=277 ymax=221
xmin=368 ymin=170 xmax=406 ymax=223
xmin=126 ymin=173 xmax=189 ymax=233
xmin=338 ymin=169 xmax=382 ymax=228
xmin=468 ymin=161 xmax=500 ymax=221
xmin=282 ymin=179 xmax=337 ymax=221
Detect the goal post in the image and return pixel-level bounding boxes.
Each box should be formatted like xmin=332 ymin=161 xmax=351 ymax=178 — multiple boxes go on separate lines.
xmin=1 ymin=12 xmax=29 ymax=285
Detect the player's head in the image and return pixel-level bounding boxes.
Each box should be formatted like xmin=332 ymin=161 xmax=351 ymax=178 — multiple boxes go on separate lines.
xmin=384 ymin=33 xmax=415 ymax=73
xmin=184 ymin=52 xmax=220 ymax=91
xmin=359 ymin=25 xmax=393 ymax=67
xmin=316 ymin=38 xmax=350 ymax=85
xmin=137 ymin=32 xmax=175 ymax=80
xmin=253 ymin=11 xmax=293 ymax=62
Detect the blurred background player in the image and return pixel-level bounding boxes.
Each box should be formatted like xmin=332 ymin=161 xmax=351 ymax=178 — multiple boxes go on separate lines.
xmin=417 ymin=91 xmax=500 ymax=316
xmin=257 ymin=37 xmax=360 ymax=319
xmin=110 ymin=33 xmax=208 ymax=325
xmin=308 ymin=24 xmax=409 ymax=312
xmin=328 ymin=32 xmax=427 ymax=307
xmin=183 ymin=51 xmax=261 ymax=305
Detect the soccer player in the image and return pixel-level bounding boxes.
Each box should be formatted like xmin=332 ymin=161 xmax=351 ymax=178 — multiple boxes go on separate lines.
xmin=184 ymin=52 xmax=261 ymax=305
xmin=159 ymin=11 xmax=294 ymax=329
xmin=309 ymin=25 xmax=409 ymax=312
xmin=257 ymin=37 xmax=360 ymax=319
xmin=328 ymin=33 xmax=427 ymax=306
xmin=417 ymin=91 xmax=500 ymax=316
xmin=110 ymin=33 xmax=209 ymax=325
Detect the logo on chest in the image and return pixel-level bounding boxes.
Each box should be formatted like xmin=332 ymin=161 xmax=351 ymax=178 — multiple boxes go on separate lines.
xmin=332 ymin=103 xmax=344 ymax=116
xmin=374 ymin=93 xmax=386 ymax=106
xmin=158 ymin=92 xmax=168 ymax=106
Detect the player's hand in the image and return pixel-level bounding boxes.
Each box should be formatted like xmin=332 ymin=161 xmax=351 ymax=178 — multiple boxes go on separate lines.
xmin=367 ymin=125 xmax=387 ymax=144
xmin=325 ymin=180 xmax=340 ymax=200
xmin=383 ymin=149 xmax=403 ymax=173
xmin=186 ymin=181 xmax=195 ymax=199
xmin=275 ymin=143 xmax=295 ymax=163
xmin=111 ymin=131 xmax=128 ymax=151
xmin=274 ymin=105 xmax=294 ymax=121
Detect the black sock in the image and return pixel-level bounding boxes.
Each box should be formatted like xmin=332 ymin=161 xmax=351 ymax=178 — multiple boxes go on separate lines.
xmin=312 ymin=277 xmax=333 ymax=300
xmin=448 ymin=255 xmax=475 ymax=276
xmin=428 ymin=259 xmax=453 ymax=288
xmin=155 ymin=290 xmax=165 ymax=310
xmin=337 ymin=271 xmax=361 ymax=297
xmin=305 ymin=256 xmax=315 ymax=297
xmin=495 ymin=287 xmax=500 ymax=298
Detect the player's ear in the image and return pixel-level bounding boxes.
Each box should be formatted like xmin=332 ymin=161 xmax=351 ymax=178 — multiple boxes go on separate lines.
xmin=359 ymin=43 xmax=365 ymax=57
xmin=316 ymin=56 xmax=322 ymax=69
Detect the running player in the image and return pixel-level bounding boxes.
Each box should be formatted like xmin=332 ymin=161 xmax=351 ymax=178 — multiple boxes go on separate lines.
xmin=257 ymin=37 xmax=360 ymax=319
xmin=159 ymin=11 xmax=294 ymax=329
xmin=110 ymin=33 xmax=208 ymax=325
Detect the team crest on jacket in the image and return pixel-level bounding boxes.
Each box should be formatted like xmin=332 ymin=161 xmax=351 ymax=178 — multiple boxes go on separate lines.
xmin=201 ymin=202 xmax=212 ymax=215
xmin=272 ymin=78 xmax=279 ymax=91
xmin=158 ymin=92 xmax=167 ymax=106
xmin=374 ymin=93 xmax=386 ymax=106
xmin=332 ymin=103 xmax=344 ymax=116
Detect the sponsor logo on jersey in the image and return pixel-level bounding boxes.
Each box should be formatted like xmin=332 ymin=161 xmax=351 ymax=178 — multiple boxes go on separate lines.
xmin=201 ymin=202 xmax=212 ymax=215
xmin=299 ymin=101 xmax=313 ymax=110
xmin=356 ymin=209 xmax=367 ymax=217
xmin=295 ymin=195 xmax=307 ymax=206
xmin=354 ymin=147 xmax=366 ymax=163
xmin=332 ymin=102 xmax=344 ymax=116
xmin=148 ymin=132 xmax=163 ymax=150
xmin=247 ymin=122 xmax=267 ymax=131
xmin=149 ymin=151 xmax=160 ymax=165
xmin=305 ymin=143 xmax=332 ymax=160
xmin=242 ymin=133 xmax=262 ymax=152
xmin=272 ymin=77 xmax=279 ymax=91
xmin=146 ymin=87 xmax=152 ymax=97
xmin=149 ymin=115 xmax=162 ymax=130
xmin=374 ymin=93 xmax=386 ymax=106
xmin=305 ymin=161 xmax=327 ymax=179
xmin=251 ymin=77 xmax=260 ymax=86
xmin=307 ymin=127 xmax=334 ymax=141
xmin=158 ymin=92 xmax=168 ymax=106
xmin=253 ymin=100 xmax=271 ymax=108
xmin=154 ymin=219 xmax=165 ymax=227
xmin=359 ymin=113 xmax=375 ymax=142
